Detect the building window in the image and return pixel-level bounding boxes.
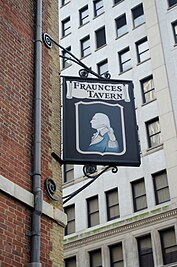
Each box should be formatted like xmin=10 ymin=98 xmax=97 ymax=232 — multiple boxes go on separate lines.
xmin=172 ymin=21 xmax=177 ymax=44
xmin=64 ymin=256 xmax=76 ymax=267
xmin=115 ymin=14 xmax=128 ymax=38
xmin=89 ymin=249 xmax=102 ymax=267
xmin=137 ymin=235 xmax=154 ymax=267
xmin=168 ymin=0 xmax=177 ymax=8
xmin=160 ymin=227 xmax=177 ymax=265
xmin=109 ymin=243 xmax=124 ymax=267
xmin=80 ymin=35 xmax=91 ymax=57
xmin=141 ymin=75 xmax=155 ymax=104
xmin=95 ymin=27 xmax=106 ymax=49
xmin=106 ymin=188 xmax=120 ymax=221
xmin=79 ymin=5 xmax=89 ymax=26
xmin=62 ymin=46 xmax=71 ymax=69
xmin=114 ymin=0 xmax=124 ymax=5
xmin=94 ymin=0 xmax=104 ymax=17
xmin=64 ymin=164 xmax=74 ymax=183
xmin=146 ymin=117 xmax=162 ymax=148
xmin=132 ymin=178 xmax=147 ymax=212
xmin=64 ymin=204 xmax=75 ymax=235
xmin=153 ymin=170 xmax=170 ymax=205
xmin=132 ymin=4 xmax=145 ymax=28
xmin=119 ymin=47 xmax=132 ymax=73
xmin=62 ymin=17 xmax=71 ymax=37
xmin=87 ymin=195 xmax=99 ymax=227
xmin=97 ymin=59 xmax=108 ymax=76
xmin=136 ymin=37 xmax=150 ymax=63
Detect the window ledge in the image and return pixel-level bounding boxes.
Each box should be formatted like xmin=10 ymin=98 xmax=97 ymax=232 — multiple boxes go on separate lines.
xmin=80 ymin=53 xmax=91 ymax=60
xmin=60 ymin=1 xmax=71 ymax=8
xmin=137 ymin=58 xmax=151 ymax=66
xmin=132 ymin=22 xmax=146 ymax=30
xmin=146 ymin=144 xmax=163 ymax=155
xmin=141 ymin=98 xmax=157 ymax=107
xmin=115 ymin=31 xmax=129 ymax=40
xmin=112 ymin=0 xmax=125 ymax=7
xmin=93 ymin=11 xmax=105 ymax=20
xmin=119 ymin=67 xmax=132 ymax=75
xmin=95 ymin=43 xmax=107 ymax=52
xmin=167 ymin=3 xmax=177 ymax=11
xmin=60 ymin=32 xmax=71 ymax=40
xmin=78 ymin=21 xmax=90 ymax=29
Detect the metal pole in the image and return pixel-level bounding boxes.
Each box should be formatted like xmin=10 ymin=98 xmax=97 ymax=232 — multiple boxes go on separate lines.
xmin=27 ymin=1 xmax=43 ymax=266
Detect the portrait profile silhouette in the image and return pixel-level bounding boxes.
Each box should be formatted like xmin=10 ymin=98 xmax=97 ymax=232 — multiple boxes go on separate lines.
xmin=88 ymin=113 xmax=120 ymax=153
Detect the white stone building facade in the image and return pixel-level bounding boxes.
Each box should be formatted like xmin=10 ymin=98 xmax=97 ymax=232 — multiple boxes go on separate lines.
xmin=59 ymin=0 xmax=177 ymax=266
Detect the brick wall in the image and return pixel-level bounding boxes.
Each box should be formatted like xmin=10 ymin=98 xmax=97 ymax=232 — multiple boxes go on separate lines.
xmin=0 ymin=0 xmax=64 ymax=266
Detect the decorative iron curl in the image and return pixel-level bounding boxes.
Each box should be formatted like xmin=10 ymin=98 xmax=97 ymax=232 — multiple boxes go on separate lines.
xmin=79 ymin=69 xmax=89 ymax=78
xmin=45 ymin=177 xmax=60 ymax=201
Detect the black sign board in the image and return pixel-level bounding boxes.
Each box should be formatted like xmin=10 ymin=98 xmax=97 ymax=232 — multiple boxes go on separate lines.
xmin=62 ymin=76 xmax=140 ymax=167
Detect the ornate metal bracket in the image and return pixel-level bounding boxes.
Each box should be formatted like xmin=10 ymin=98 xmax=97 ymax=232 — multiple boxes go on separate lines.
xmin=44 ymin=177 xmax=60 ymax=201
xmin=63 ymin=165 xmax=118 ymax=204
xmin=42 ymin=32 xmax=111 ymax=79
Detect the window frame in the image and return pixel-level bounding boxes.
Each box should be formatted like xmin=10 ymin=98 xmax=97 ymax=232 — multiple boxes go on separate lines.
xmin=62 ymin=17 xmax=71 ymax=37
xmin=153 ymin=170 xmax=170 ymax=205
xmin=137 ymin=234 xmax=154 ymax=267
xmin=64 ymin=204 xmax=75 ymax=235
xmin=64 ymin=164 xmax=74 ymax=183
xmin=118 ymin=47 xmax=132 ymax=73
xmin=94 ymin=0 xmax=104 ymax=17
xmin=95 ymin=26 xmax=106 ymax=49
xmin=106 ymin=188 xmax=120 ymax=221
xmin=146 ymin=117 xmax=162 ymax=149
xmin=141 ymin=75 xmax=155 ymax=104
xmin=62 ymin=46 xmax=71 ymax=69
xmin=136 ymin=37 xmax=150 ymax=63
xmin=168 ymin=0 xmax=177 ymax=8
xmin=64 ymin=256 xmax=76 ymax=267
xmin=132 ymin=3 xmax=145 ymax=28
xmin=115 ymin=14 xmax=128 ymax=38
xmin=132 ymin=178 xmax=147 ymax=212
xmin=109 ymin=243 xmax=124 ymax=267
xmin=79 ymin=5 xmax=89 ymax=26
xmin=80 ymin=35 xmax=91 ymax=58
xmin=89 ymin=248 xmax=102 ymax=267
xmin=114 ymin=0 xmax=124 ymax=5
xmin=160 ymin=227 xmax=177 ymax=265
xmin=87 ymin=195 xmax=100 ymax=228
xmin=172 ymin=20 xmax=177 ymax=44
xmin=97 ymin=59 xmax=108 ymax=76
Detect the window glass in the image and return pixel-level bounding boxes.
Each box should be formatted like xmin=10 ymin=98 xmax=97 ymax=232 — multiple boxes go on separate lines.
xmin=136 ymin=38 xmax=150 ymax=63
xmin=119 ymin=47 xmax=132 ymax=72
xmin=153 ymin=170 xmax=170 ymax=204
xmin=115 ymin=14 xmax=128 ymax=37
xmin=106 ymin=188 xmax=120 ymax=221
xmin=94 ymin=0 xmax=104 ymax=17
xmin=137 ymin=235 xmax=154 ymax=267
xmin=172 ymin=21 xmax=177 ymax=44
xmin=132 ymin=4 xmax=145 ymax=28
xmin=97 ymin=59 xmax=108 ymax=76
xmin=87 ymin=195 xmax=100 ymax=227
xmin=95 ymin=27 xmax=106 ymax=49
xmin=109 ymin=243 xmax=124 ymax=267
xmin=62 ymin=46 xmax=71 ymax=69
xmin=64 ymin=205 xmax=75 ymax=235
xmin=141 ymin=75 xmax=155 ymax=104
xmin=62 ymin=17 xmax=71 ymax=37
xmin=64 ymin=164 xmax=74 ymax=182
xmin=79 ymin=5 xmax=89 ymax=26
xmin=81 ymin=36 xmax=91 ymax=57
xmin=168 ymin=0 xmax=177 ymax=7
xmin=146 ymin=118 xmax=162 ymax=148
xmin=65 ymin=256 xmax=76 ymax=267
xmin=160 ymin=227 xmax=177 ymax=264
xmin=89 ymin=249 xmax=102 ymax=267
xmin=132 ymin=179 xmax=147 ymax=212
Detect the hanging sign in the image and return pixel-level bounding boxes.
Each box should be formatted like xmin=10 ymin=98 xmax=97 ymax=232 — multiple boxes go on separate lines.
xmin=62 ymin=76 xmax=140 ymax=166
